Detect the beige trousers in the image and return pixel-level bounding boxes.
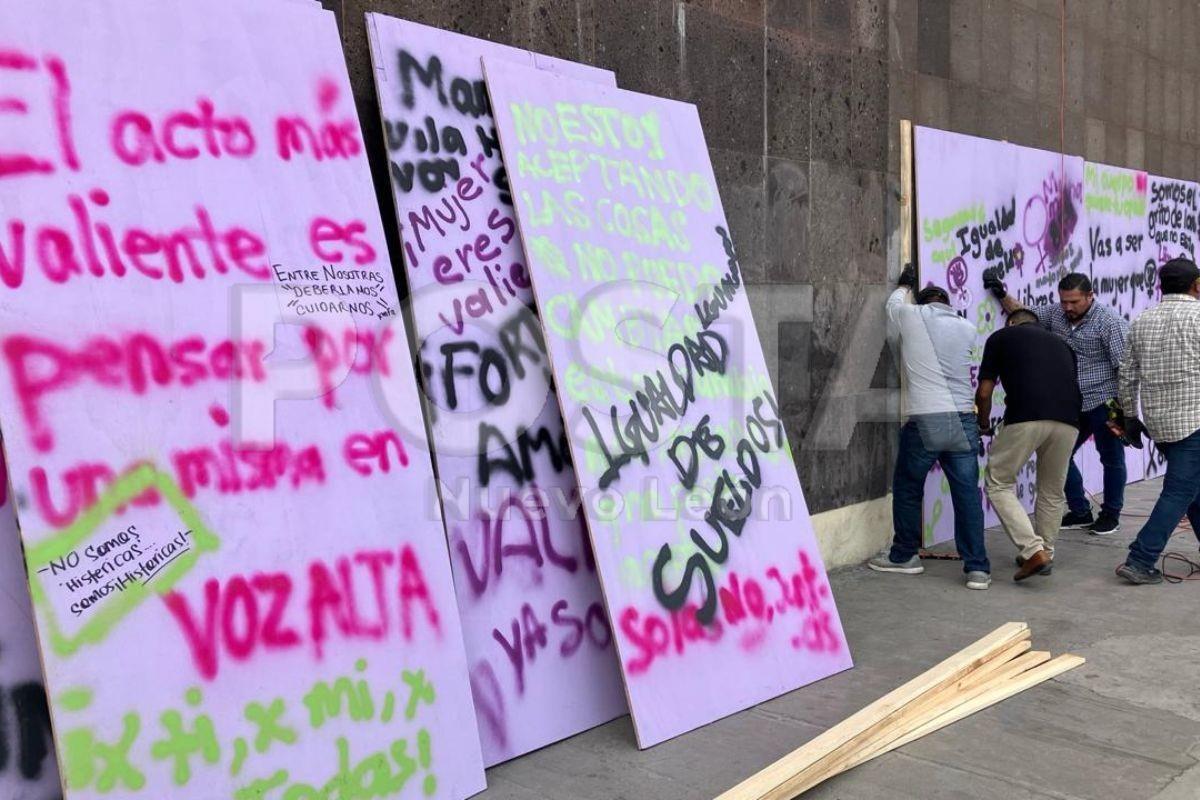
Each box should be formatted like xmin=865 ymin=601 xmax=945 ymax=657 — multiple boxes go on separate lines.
xmin=984 ymin=420 xmax=1078 ymax=560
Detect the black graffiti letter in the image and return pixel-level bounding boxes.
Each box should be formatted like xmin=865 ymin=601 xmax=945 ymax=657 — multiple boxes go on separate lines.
xmin=397 ymin=50 xmax=446 ymax=109
xmin=652 ymin=546 xmax=717 ymax=625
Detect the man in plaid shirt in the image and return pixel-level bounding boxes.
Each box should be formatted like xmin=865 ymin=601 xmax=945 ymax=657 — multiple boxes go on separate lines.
xmin=1113 ymin=259 xmax=1200 ymax=584
xmin=983 ymin=271 xmax=1131 ymax=535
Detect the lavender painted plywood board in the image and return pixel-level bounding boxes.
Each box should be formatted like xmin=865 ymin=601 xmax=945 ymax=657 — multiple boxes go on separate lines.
xmin=364 ymin=14 xmax=627 ymax=766
xmin=0 ymin=1 xmax=484 ymax=797
xmin=1076 ymin=161 xmax=1155 ymax=488
xmin=913 ymin=129 xmax=1194 ymax=544
xmin=914 ymin=126 xmax=1089 ymax=545
xmin=482 ymin=57 xmax=853 ymax=748
xmin=1128 ymin=174 xmax=1200 ymax=493
xmin=1146 ymin=174 xmax=1200 ymax=265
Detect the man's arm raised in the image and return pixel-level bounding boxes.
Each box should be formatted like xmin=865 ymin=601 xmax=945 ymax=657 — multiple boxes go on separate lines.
xmin=982 ymin=267 xmax=1026 ymax=315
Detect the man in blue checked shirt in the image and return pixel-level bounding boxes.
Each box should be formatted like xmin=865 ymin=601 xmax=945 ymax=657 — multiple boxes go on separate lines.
xmin=983 ymin=270 xmax=1131 ymax=535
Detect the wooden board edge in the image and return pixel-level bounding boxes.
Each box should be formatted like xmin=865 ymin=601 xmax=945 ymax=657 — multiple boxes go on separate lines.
xmin=844 ymin=649 xmax=1053 ymax=770
xmin=831 ymin=653 xmax=1085 ymax=790
xmin=714 ymin=622 xmax=1029 ymax=800
xmin=886 ymin=653 xmax=1086 ymax=748
xmin=780 ymin=638 xmax=1038 ymax=794
xmin=780 ymin=653 xmax=1082 ymax=798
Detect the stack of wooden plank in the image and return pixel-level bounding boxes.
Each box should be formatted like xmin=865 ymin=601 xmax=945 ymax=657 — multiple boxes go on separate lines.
xmin=716 ymin=622 xmax=1084 ymax=799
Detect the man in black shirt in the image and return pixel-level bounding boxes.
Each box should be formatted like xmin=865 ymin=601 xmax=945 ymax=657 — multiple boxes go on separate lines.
xmin=976 ymin=309 xmax=1083 ymax=581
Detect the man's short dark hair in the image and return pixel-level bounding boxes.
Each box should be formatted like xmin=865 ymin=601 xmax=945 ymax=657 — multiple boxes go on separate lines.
xmin=1160 ymin=258 xmax=1200 ymax=295
xmin=916 ymin=286 xmax=950 ymax=305
xmin=1007 ymin=309 xmax=1039 ymax=326
xmin=1058 ymin=272 xmax=1093 ymax=293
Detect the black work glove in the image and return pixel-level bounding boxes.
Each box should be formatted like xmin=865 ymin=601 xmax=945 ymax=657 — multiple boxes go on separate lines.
xmin=1105 ymin=400 xmax=1146 ymax=449
xmin=897 ymin=263 xmax=918 ymax=289
xmin=1123 ymin=417 xmax=1147 ymax=449
xmin=982 ymin=267 xmax=1007 ymax=299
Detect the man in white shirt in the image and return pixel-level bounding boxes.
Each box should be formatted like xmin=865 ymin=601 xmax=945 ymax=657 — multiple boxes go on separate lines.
xmin=869 ymin=265 xmax=991 ymax=589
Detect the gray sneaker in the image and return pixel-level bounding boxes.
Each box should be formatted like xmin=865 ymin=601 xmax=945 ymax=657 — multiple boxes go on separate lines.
xmin=965 ymin=571 xmax=992 ymax=590
xmin=1115 ymin=562 xmax=1164 ymax=585
xmin=868 ymin=553 xmax=924 ymax=575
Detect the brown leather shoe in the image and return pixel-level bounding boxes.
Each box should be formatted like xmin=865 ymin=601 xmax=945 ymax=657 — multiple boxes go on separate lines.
xmin=1014 ymin=549 xmax=1051 ymax=582
xmin=1015 ymin=553 xmax=1054 ymax=575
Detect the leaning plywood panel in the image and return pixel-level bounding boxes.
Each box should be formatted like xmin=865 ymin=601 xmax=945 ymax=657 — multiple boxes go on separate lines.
xmin=483 ymin=57 xmax=853 ymax=748
xmin=0 ymin=1 xmax=485 ymax=797
xmin=363 ymin=15 xmax=627 ymax=766
xmin=0 ymin=449 xmax=61 ymax=799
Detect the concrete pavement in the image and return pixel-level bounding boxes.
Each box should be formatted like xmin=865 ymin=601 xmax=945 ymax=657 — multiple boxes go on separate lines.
xmin=477 ymin=476 xmax=1200 ymax=799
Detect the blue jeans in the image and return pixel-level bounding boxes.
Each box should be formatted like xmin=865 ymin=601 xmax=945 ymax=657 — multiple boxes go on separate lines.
xmin=1127 ymin=428 xmax=1200 ymax=570
xmin=1065 ymin=403 xmax=1126 ymax=518
xmin=891 ymin=412 xmax=989 ymax=574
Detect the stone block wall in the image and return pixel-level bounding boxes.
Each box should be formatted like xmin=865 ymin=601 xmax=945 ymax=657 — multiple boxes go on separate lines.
xmin=324 ymin=0 xmax=1193 ymax=518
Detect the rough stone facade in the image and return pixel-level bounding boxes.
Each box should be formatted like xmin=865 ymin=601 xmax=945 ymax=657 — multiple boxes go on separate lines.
xmin=325 ymin=0 xmax=1199 ymax=515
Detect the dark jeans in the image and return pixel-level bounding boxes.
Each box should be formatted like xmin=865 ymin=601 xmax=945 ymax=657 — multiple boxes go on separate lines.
xmin=1065 ymin=403 xmax=1126 ymax=518
xmin=1127 ymin=428 xmax=1200 ymax=570
xmin=891 ymin=412 xmax=990 ymax=574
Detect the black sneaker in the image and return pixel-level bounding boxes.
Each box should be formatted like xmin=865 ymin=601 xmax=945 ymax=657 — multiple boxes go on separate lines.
xmin=1115 ymin=562 xmax=1164 ymax=585
xmin=1089 ymin=515 xmax=1121 ymax=535
xmin=1015 ymin=554 xmax=1054 ymax=575
xmin=1061 ymin=509 xmax=1095 ymax=529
